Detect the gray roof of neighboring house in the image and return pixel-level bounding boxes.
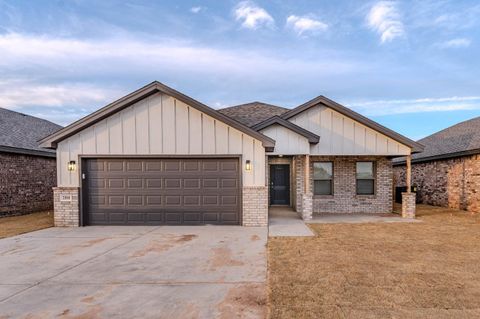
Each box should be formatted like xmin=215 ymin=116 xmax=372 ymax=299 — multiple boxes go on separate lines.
xmin=0 ymin=107 xmax=62 ymax=157
xmin=394 ymin=116 xmax=480 ymax=164
xmin=218 ymin=102 xmax=289 ymax=127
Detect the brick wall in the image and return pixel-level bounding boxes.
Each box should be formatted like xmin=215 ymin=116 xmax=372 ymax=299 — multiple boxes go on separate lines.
xmin=0 ymin=152 xmax=56 ymax=217
xmin=305 ymin=156 xmax=393 ymax=214
xmin=242 ymin=186 xmax=268 ymax=226
xmin=53 ymin=187 xmax=79 ymax=226
xmin=394 ymin=154 xmax=480 ymax=213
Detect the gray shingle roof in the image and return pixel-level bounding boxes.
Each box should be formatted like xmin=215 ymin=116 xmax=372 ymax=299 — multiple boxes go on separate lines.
xmin=218 ymin=102 xmax=289 ymax=127
xmin=0 ymin=107 xmax=62 ymax=156
xmin=394 ymin=116 xmax=480 ymax=164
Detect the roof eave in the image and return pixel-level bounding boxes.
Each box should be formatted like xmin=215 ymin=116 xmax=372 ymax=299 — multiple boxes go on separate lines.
xmin=0 ymin=145 xmax=56 ymax=158
xmin=252 ymin=116 xmax=320 ymax=144
xmin=393 ymin=148 xmax=480 ymax=166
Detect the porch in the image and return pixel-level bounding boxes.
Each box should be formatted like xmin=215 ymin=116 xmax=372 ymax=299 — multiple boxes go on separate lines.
xmin=267 ymin=155 xmax=416 ymax=221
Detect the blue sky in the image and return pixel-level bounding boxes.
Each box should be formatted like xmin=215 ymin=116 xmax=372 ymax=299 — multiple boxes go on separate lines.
xmin=0 ymin=0 xmax=479 ymax=140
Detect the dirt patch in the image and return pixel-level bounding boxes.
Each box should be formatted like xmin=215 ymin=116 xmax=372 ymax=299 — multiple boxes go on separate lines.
xmin=217 ymin=284 xmax=267 ymax=319
xmin=0 ymin=211 xmax=53 ymax=238
xmin=250 ymin=234 xmax=261 ymax=241
xmin=130 ymin=234 xmax=197 ymax=258
xmin=56 ymin=238 xmax=109 ymax=256
xmin=177 ymin=234 xmax=197 ymax=242
xmin=268 ymin=204 xmax=480 ymax=318
xmin=210 ymin=246 xmax=244 ymax=270
xmin=80 ymin=296 xmax=95 ymax=304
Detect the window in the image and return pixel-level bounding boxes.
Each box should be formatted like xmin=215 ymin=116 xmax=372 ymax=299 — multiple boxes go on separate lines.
xmin=356 ymin=161 xmax=375 ymax=195
xmin=313 ymin=162 xmax=333 ymax=195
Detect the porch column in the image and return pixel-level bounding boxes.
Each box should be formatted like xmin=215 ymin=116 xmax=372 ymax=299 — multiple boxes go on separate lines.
xmin=301 ymin=154 xmax=313 ymax=221
xmin=402 ymin=154 xmax=416 ymax=218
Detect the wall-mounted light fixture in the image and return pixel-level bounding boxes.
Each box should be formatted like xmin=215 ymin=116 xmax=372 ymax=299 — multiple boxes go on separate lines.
xmin=245 ymin=160 xmax=252 ymax=171
xmin=67 ymin=160 xmax=76 ymax=172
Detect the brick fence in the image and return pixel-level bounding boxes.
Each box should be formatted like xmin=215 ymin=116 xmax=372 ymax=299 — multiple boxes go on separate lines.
xmin=0 ymin=152 xmax=56 ymax=217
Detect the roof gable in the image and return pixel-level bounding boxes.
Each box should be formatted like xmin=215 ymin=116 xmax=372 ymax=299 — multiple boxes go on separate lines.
xmin=252 ymin=116 xmax=319 ymax=143
xmin=40 ymin=82 xmax=275 ymax=149
xmin=282 ymin=95 xmax=423 ymax=153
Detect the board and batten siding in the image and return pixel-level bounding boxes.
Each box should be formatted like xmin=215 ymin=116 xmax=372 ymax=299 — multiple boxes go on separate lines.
xmin=289 ymin=105 xmax=411 ymax=156
xmin=259 ymin=124 xmax=310 ymax=155
xmin=57 ymin=92 xmax=265 ymax=188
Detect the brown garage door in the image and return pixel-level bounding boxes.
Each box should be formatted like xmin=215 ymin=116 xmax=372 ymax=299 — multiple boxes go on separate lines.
xmin=82 ymin=158 xmax=241 ymax=225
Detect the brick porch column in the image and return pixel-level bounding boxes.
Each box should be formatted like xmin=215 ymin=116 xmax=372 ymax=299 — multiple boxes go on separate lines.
xmin=402 ymin=192 xmax=416 ymax=218
xmin=300 ymin=192 xmax=313 ymax=220
xmin=301 ymin=155 xmax=313 ymax=220
xmin=402 ymin=154 xmax=416 ymax=218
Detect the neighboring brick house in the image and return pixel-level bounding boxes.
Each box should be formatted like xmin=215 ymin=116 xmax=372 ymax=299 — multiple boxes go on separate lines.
xmin=393 ymin=117 xmax=480 ymax=213
xmin=0 ymin=108 xmax=62 ymax=216
xmin=39 ymin=81 xmax=422 ymax=227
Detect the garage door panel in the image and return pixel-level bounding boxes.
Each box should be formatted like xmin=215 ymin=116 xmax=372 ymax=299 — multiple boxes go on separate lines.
xmin=164 ymin=179 xmax=181 ymax=189
xmin=146 ymin=179 xmax=162 ymax=188
xmin=84 ymin=158 xmax=240 ymax=225
xmin=107 ymin=161 xmax=123 ymax=171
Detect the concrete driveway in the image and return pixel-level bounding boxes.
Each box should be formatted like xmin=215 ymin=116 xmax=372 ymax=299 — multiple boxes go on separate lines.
xmin=0 ymin=226 xmax=267 ymax=319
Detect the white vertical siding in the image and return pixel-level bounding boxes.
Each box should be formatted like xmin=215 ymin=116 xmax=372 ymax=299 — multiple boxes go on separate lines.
xmin=288 ymin=105 xmax=411 ymax=156
xmin=57 ymin=92 xmax=266 ymax=187
xmin=259 ymin=124 xmax=310 ymax=155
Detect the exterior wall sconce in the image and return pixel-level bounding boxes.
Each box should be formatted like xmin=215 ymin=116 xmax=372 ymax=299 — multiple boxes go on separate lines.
xmin=67 ymin=160 xmax=76 ymax=172
xmin=245 ymin=160 xmax=252 ymax=171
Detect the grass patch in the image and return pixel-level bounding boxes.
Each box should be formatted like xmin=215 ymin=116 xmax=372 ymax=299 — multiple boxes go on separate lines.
xmin=268 ymin=205 xmax=480 ymax=318
xmin=0 ymin=211 xmax=54 ymax=238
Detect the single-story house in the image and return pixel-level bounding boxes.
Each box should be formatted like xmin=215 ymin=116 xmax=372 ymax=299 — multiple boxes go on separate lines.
xmin=394 ymin=116 xmax=480 ymax=213
xmin=40 ymin=81 xmax=423 ymax=227
xmin=0 ymin=107 xmax=62 ymax=216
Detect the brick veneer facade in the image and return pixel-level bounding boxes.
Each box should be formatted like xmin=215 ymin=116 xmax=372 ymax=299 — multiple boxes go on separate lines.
xmin=294 ymin=156 xmax=393 ymax=214
xmin=394 ymin=154 xmax=480 ymax=213
xmin=0 ymin=152 xmax=56 ymax=217
xmin=242 ymin=186 xmax=268 ymax=226
xmin=53 ymin=187 xmax=79 ymax=226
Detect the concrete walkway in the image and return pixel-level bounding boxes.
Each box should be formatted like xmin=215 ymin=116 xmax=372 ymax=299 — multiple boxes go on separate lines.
xmin=308 ymin=213 xmax=420 ymax=224
xmin=0 ymin=226 xmax=267 ymax=319
xmin=268 ymin=206 xmax=314 ymax=237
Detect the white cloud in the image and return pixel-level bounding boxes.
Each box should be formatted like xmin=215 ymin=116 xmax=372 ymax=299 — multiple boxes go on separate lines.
xmin=0 ymin=32 xmax=360 ymax=124
xmin=286 ymin=15 xmax=328 ymax=36
xmin=438 ymin=38 xmax=471 ymax=49
xmin=234 ymin=1 xmax=274 ymax=29
xmin=367 ymin=1 xmax=405 ymax=43
xmin=350 ymin=96 xmax=480 ymax=116
xmin=0 ymin=33 xmax=355 ymax=77
xmin=190 ymin=6 xmax=203 ymax=14
xmin=0 ymin=82 xmax=120 ymax=109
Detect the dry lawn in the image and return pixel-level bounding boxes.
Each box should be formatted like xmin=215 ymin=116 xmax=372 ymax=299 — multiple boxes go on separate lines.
xmin=268 ymin=205 xmax=480 ymax=318
xmin=0 ymin=211 xmax=54 ymax=238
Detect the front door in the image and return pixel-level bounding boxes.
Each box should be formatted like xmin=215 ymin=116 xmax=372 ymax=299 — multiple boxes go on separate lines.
xmin=270 ymin=164 xmax=290 ymax=205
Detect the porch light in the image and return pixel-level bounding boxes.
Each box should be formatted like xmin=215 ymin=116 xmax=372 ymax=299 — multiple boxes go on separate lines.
xmin=67 ymin=160 xmax=76 ymax=172
xmin=245 ymin=160 xmax=252 ymax=171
